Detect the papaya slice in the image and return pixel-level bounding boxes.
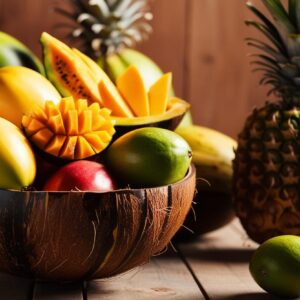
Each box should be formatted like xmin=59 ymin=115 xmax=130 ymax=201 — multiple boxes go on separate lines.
xmin=72 ymin=49 xmax=134 ymax=118
xmin=41 ymin=32 xmax=102 ymax=106
xmin=22 ymin=97 xmax=115 ymax=160
xmin=117 ymin=66 xmax=150 ymax=117
xmin=149 ymin=73 xmax=172 ymax=115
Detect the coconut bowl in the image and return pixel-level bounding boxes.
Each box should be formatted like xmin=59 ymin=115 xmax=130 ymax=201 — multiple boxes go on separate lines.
xmin=0 ymin=166 xmax=195 ymax=282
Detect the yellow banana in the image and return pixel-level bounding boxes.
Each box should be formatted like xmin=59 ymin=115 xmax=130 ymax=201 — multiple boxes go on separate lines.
xmin=176 ymin=125 xmax=237 ymax=193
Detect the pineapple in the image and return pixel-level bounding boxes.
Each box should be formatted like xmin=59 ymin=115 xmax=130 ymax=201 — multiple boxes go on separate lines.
xmin=55 ymin=0 xmax=165 ymax=90
xmin=233 ymin=0 xmax=300 ymax=243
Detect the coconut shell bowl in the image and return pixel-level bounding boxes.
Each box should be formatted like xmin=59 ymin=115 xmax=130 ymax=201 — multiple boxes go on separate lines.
xmin=0 ymin=165 xmax=195 ymax=282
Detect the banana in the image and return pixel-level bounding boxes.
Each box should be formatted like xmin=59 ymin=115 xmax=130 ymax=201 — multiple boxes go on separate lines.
xmin=175 ymin=125 xmax=237 ymax=193
xmin=0 ymin=31 xmax=44 ymax=74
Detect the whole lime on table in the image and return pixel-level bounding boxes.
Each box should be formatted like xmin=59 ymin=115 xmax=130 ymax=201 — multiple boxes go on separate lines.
xmin=105 ymin=127 xmax=192 ymax=187
xmin=250 ymin=235 xmax=300 ymax=298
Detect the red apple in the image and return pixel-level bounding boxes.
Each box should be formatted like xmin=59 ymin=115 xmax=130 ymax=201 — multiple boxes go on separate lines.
xmin=43 ymin=161 xmax=117 ymax=192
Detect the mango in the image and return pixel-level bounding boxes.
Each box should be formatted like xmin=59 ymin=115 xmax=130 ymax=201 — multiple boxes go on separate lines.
xmin=0 ymin=117 xmax=36 ymax=189
xmin=117 ymin=66 xmax=150 ymax=117
xmin=149 ymin=73 xmax=172 ymax=115
xmin=0 ymin=66 xmax=61 ymax=127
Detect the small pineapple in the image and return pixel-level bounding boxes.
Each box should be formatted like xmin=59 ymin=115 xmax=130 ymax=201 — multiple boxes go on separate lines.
xmin=233 ymin=0 xmax=300 ymax=243
xmin=55 ymin=0 xmax=164 ymax=90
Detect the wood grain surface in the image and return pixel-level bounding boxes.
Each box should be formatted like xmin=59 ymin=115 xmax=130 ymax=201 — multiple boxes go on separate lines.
xmin=0 ymin=0 xmax=275 ymax=138
xmin=0 ymin=220 xmax=291 ymax=299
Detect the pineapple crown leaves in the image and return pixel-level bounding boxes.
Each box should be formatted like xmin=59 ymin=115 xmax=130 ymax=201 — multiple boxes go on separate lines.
xmin=55 ymin=0 xmax=153 ymax=58
xmin=246 ymin=0 xmax=300 ymax=100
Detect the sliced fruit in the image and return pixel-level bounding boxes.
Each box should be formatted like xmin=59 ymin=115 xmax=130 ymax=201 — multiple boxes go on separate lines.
xmin=113 ymin=97 xmax=190 ymax=136
xmin=41 ymin=32 xmax=101 ymax=105
xmin=0 ymin=117 xmax=36 ymax=189
xmin=72 ymin=49 xmax=134 ymax=118
xmin=0 ymin=66 xmax=60 ymax=127
xmin=22 ymin=97 xmax=115 ymax=160
xmin=149 ymin=73 xmax=172 ymax=115
xmin=117 ymin=65 xmax=149 ymax=117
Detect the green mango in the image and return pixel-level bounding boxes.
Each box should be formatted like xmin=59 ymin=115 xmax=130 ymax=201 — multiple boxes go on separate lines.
xmin=0 ymin=32 xmax=44 ymax=74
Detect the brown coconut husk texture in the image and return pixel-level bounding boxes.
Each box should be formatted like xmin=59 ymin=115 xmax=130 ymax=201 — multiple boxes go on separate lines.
xmin=0 ymin=165 xmax=195 ymax=282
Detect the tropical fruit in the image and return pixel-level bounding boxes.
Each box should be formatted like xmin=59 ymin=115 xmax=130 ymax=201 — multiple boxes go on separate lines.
xmin=0 ymin=31 xmax=44 ymax=74
xmin=250 ymin=235 xmax=300 ymax=298
xmin=105 ymin=127 xmax=192 ymax=187
xmin=22 ymin=97 xmax=115 ymax=160
xmin=174 ymin=125 xmax=237 ymax=239
xmin=233 ymin=0 xmax=300 ymax=243
xmin=0 ymin=66 xmax=61 ymax=127
xmin=43 ymin=161 xmax=117 ymax=192
xmin=55 ymin=0 xmax=168 ymax=92
xmin=41 ymin=33 xmax=101 ymax=106
xmin=40 ymin=33 xmax=189 ymax=132
xmin=0 ymin=117 xmax=36 ymax=189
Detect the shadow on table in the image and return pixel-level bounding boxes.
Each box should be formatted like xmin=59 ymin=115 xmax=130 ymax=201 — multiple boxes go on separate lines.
xmin=173 ymin=247 xmax=256 ymax=263
xmin=220 ymin=292 xmax=290 ymax=300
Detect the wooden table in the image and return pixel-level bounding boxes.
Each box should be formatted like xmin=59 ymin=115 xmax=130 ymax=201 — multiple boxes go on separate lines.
xmin=0 ymin=219 xmax=296 ymax=300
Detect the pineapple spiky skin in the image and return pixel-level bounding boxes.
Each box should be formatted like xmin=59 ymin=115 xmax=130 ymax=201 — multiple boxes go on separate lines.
xmin=233 ymin=102 xmax=300 ymax=243
xmin=233 ymin=0 xmax=300 ymax=243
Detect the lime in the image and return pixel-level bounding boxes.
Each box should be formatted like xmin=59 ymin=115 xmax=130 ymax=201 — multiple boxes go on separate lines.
xmin=105 ymin=127 xmax=192 ymax=187
xmin=250 ymin=235 xmax=300 ymax=298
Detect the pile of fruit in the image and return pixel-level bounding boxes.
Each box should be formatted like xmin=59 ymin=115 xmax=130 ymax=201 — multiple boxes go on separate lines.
xmin=0 ymin=33 xmax=192 ymax=192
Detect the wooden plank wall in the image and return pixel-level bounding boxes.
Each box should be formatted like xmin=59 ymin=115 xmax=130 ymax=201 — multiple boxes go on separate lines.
xmin=0 ymin=0 xmax=272 ymax=137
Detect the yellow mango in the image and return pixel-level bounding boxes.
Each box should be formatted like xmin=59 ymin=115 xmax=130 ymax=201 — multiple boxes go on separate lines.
xmin=72 ymin=49 xmax=134 ymax=118
xmin=0 ymin=117 xmax=36 ymax=189
xmin=117 ymin=66 xmax=150 ymax=117
xmin=149 ymin=73 xmax=172 ymax=115
xmin=0 ymin=66 xmax=61 ymax=127
xmin=22 ymin=97 xmax=115 ymax=160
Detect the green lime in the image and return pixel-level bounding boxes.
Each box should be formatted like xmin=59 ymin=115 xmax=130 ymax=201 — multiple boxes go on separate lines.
xmin=105 ymin=127 xmax=192 ymax=187
xmin=250 ymin=235 xmax=300 ymax=298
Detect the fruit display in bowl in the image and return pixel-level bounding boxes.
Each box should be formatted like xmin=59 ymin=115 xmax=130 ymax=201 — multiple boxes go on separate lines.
xmin=0 ymin=165 xmax=195 ymax=281
xmin=0 ymin=27 xmax=195 ymax=281
xmin=40 ymin=33 xmax=189 ymax=134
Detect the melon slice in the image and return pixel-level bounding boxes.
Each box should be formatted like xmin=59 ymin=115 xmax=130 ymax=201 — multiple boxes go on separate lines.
xmin=149 ymin=73 xmax=172 ymax=115
xmin=71 ymin=49 xmax=134 ymax=118
xmin=41 ymin=32 xmax=102 ymax=106
xmin=22 ymin=97 xmax=115 ymax=160
xmin=117 ymin=66 xmax=150 ymax=117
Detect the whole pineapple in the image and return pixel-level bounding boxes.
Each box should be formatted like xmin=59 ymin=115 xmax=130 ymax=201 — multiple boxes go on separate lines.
xmin=233 ymin=0 xmax=300 ymax=244
xmin=55 ymin=0 xmax=164 ymax=90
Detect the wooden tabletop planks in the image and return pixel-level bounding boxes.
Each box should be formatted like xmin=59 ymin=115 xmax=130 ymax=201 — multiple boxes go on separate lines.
xmin=87 ymin=252 xmax=203 ymax=300
xmin=176 ymin=219 xmax=280 ymax=300
xmin=0 ymin=219 xmax=297 ymax=299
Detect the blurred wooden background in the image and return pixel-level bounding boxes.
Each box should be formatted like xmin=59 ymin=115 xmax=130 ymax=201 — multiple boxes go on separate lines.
xmin=0 ymin=0 xmax=271 ymax=138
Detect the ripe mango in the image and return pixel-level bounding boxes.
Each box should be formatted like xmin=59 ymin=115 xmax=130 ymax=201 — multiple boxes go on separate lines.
xmin=0 ymin=66 xmax=61 ymax=127
xmin=0 ymin=117 xmax=36 ymax=189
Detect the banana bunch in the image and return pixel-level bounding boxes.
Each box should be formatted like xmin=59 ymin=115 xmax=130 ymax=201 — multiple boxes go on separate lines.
xmin=176 ymin=125 xmax=237 ymax=194
xmin=174 ymin=125 xmax=237 ymax=238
